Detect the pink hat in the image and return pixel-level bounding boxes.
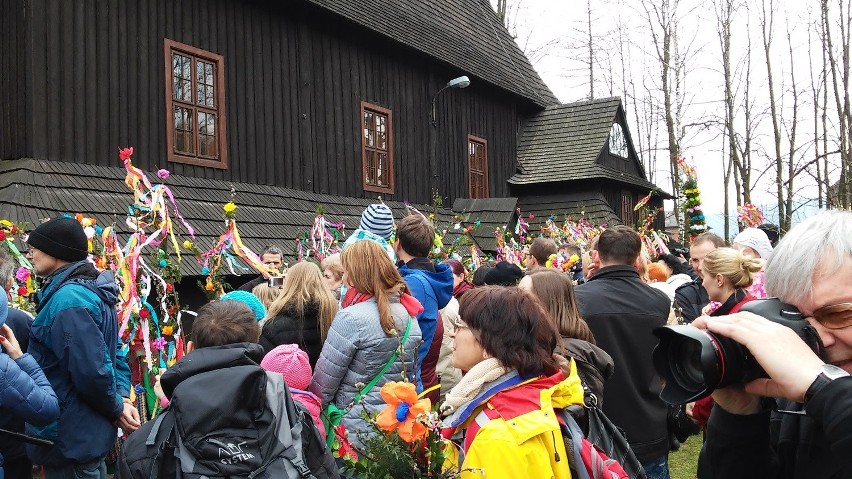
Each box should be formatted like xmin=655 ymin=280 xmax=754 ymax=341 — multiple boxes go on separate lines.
xmin=260 ymin=344 xmax=312 ymax=390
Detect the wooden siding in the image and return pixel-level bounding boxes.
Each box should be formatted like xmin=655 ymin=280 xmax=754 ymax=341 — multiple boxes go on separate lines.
xmin=0 ymin=0 xmax=29 ymax=160
xmin=14 ymin=0 xmax=523 ymax=206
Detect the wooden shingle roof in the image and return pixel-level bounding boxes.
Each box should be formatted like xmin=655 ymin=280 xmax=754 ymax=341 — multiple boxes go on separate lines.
xmin=0 ymin=159 xmax=457 ymax=275
xmin=303 ymin=0 xmax=557 ymax=107
xmin=510 ymin=97 xmax=666 ymax=194
xmin=451 ymin=197 xmax=518 ymax=252
xmin=517 ymin=191 xmax=620 ymax=233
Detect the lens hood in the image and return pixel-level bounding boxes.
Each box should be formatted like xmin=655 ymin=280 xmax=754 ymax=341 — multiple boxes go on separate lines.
xmin=653 ymin=325 xmax=727 ymax=404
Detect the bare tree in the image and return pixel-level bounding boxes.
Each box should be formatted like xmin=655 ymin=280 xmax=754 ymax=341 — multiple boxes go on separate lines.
xmin=822 ymin=0 xmax=852 ymax=209
xmin=642 ymin=0 xmax=684 ymax=226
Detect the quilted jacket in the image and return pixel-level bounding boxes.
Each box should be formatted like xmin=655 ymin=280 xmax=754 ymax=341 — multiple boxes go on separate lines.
xmin=0 ymin=352 xmax=59 ymax=478
xmin=310 ymin=296 xmax=421 ymax=448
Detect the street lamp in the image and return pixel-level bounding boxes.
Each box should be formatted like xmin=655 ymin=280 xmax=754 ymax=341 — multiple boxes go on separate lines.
xmin=430 ymin=75 xmax=471 ymax=126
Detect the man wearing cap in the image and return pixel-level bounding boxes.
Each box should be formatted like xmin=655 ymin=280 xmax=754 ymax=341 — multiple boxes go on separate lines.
xmin=24 ymin=217 xmax=139 ymax=479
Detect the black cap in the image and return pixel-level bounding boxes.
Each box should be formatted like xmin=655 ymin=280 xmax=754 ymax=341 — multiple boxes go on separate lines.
xmin=26 ymin=217 xmax=89 ymax=262
xmin=483 ymin=261 xmax=524 ymax=286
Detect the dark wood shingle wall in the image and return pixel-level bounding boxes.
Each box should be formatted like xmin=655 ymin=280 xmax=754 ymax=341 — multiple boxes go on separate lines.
xmin=0 ymin=0 xmax=29 ymax=160
xmin=15 ymin=0 xmax=524 ymax=206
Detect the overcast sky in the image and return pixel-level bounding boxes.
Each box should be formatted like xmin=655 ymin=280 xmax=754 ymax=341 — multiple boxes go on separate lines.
xmin=495 ymin=0 xmax=831 ymax=231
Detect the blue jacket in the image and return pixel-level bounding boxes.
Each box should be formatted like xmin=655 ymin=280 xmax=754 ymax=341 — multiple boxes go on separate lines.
xmin=0 ymin=352 xmax=60 ymax=479
xmin=398 ymin=259 xmax=453 ymax=389
xmin=0 ymin=308 xmax=34 ymax=464
xmin=26 ymin=261 xmax=125 ymax=466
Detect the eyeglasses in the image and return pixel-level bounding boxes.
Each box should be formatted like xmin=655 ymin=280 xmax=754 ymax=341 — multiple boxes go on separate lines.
xmin=812 ymin=302 xmax=852 ymax=330
xmin=451 ymin=322 xmax=470 ymax=334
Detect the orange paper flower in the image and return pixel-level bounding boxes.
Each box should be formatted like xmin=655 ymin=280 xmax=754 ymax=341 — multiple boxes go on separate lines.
xmin=376 ymin=381 xmax=431 ymax=443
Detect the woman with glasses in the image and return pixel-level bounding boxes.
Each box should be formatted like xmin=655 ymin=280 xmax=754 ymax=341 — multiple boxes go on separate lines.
xmin=441 ymin=286 xmax=584 ymax=479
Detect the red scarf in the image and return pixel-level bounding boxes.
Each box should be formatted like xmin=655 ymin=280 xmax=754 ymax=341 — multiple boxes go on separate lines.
xmin=341 ymin=288 xmax=424 ymax=318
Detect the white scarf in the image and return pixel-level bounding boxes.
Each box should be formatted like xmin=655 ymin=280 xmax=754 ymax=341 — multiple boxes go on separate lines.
xmin=442 ymin=358 xmax=509 ymax=414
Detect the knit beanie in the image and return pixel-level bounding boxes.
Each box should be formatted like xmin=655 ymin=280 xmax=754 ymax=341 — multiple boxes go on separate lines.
xmin=359 ymin=203 xmax=395 ymax=240
xmin=220 ymin=290 xmax=267 ymax=321
xmin=25 ymin=217 xmax=89 ymax=262
xmin=732 ymin=228 xmax=773 ymax=260
xmin=483 ymin=261 xmax=524 ymax=286
xmin=260 ymin=344 xmax=312 ymax=390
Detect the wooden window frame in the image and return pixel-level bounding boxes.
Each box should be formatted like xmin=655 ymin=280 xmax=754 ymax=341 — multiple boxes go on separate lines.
xmin=164 ymin=39 xmax=228 ymax=169
xmin=467 ymin=135 xmax=489 ymax=199
xmin=360 ymin=101 xmax=395 ymax=194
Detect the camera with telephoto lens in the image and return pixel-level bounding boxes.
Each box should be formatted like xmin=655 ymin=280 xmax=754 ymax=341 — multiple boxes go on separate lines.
xmin=652 ymin=298 xmax=826 ymax=405
xmin=671 ymin=247 xmax=689 ymax=258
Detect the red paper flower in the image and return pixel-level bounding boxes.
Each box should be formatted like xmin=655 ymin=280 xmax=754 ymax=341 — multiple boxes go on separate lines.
xmin=165 ymin=284 xmax=174 ymax=293
xmin=139 ymin=308 xmax=150 ymax=319
xmin=0 ymin=231 xmax=6 ymax=241
xmin=17 ymin=286 xmax=28 ymax=296
xmin=119 ymin=147 xmax=134 ymax=161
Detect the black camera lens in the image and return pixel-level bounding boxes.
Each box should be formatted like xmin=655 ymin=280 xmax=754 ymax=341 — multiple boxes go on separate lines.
xmin=671 ymin=339 xmax=704 ymax=390
xmin=652 ymin=298 xmax=826 ymax=405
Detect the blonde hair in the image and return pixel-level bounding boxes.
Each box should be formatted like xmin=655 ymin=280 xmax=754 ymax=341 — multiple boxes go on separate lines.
xmin=320 ymin=253 xmax=344 ymax=282
xmin=702 ymin=247 xmax=763 ymax=289
xmin=265 ymin=261 xmax=339 ymax=341
xmin=341 ymin=240 xmax=411 ymax=335
xmin=251 ymin=283 xmax=282 ymax=310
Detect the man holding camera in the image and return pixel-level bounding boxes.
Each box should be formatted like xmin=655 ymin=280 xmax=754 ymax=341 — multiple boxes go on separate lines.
xmin=694 ymin=210 xmax=852 ymax=478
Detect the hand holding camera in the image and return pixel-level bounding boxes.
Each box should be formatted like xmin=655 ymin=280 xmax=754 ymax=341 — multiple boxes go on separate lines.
xmin=653 ymin=298 xmax=829 ymax=411
xmin=696 ymin=312 xmax=827 ymax=409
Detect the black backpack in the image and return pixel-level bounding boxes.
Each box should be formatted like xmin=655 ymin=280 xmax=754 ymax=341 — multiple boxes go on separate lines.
xmin=117 ymin=349 xmax=338 ymax=479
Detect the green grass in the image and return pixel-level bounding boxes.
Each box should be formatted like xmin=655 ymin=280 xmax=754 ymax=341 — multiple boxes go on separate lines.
xmin=669 ymin=436 xmax=701 ymax=479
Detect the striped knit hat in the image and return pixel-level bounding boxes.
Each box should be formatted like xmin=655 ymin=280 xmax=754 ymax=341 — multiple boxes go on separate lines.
xmin=359 ymin=203 xmax=395 ymax=240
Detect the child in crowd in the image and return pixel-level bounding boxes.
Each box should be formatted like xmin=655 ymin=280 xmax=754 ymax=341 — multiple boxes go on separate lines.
xmin=341 ymin=203 xmax=396 ymax=262
xmin=251 ymin=283 xmax=283 ymax=313
xmin=261 ymin=344 xmax=326 ymax=438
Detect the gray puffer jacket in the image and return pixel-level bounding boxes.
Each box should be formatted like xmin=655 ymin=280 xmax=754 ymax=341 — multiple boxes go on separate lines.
xmin=310 ymin=296 xmax=421 ymax=447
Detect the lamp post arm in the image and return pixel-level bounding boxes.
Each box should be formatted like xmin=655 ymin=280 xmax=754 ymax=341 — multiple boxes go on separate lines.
xmin=430 ymin=85 xmax=452 ymax=127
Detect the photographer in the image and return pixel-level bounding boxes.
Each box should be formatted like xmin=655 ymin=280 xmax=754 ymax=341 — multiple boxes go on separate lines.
xmin=693 ymin=210 xmax=852 ymax=479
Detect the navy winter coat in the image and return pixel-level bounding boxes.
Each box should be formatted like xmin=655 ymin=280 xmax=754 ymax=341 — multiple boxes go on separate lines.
xmin=26 ymin=261 xmax=126 ymax=467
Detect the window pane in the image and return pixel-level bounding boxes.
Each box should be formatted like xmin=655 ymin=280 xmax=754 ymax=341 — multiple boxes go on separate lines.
xmin=376 ymin=152 xmax=389 ymax=186
xmin=377 ymin=115 xmax=386 ymax=150
xmin=365 ymin=150 xmax=375 ymax=184
xmin=174 ymin=106 xmax=193 ymax=154
xmin=363 ymin=111 xmax=374 ymax=147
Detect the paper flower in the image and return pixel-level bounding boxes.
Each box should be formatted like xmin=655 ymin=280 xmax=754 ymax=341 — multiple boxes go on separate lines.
xmin=17 ymin=286 xmax=27 ymax=296
xmin=162 ymin=325 xmax=174 ymax=336
xmin=376 ymin=381 xmax=431 ymax=443
xmin=157 ymin=169 xmax=170 ymax=179
xmin=119 ymin=147 xmax=134 ymax=161
xmin=223 ymin=202 xmax=236 ymax=213
xmin=15 ymin=267 xmax=29 ymax=282
xmin=183 ymin=240 xmax=193 ymax=249
xmin=152 ymin=337 xmax=167 ymax=350
xmin=0 ymin=231 xmax=6 ymax=241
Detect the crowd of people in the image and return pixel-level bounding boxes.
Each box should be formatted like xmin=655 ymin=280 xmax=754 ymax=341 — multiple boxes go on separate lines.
xmin=0 ymin=206 xmax=850 ymax=479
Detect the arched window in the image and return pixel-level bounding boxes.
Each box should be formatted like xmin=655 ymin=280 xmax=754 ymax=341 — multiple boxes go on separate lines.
xmin=608 ymin=123 xmax=628 ymax=158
